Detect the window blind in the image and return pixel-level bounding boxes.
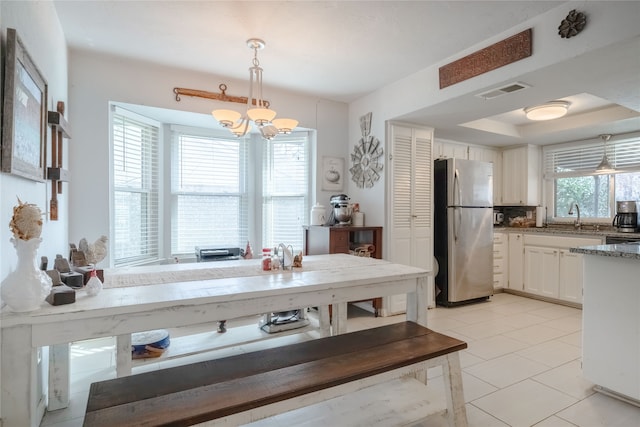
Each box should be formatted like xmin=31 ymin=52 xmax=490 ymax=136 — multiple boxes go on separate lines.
xmin=543 ymin=133 xmax=640 ymax=179
xmin=112 ymin=108 xmax=160 ymax=266
xmin=170 ymin=131 xmax=249 ymax=255
xmin=262 ymin=133 xmax=309 ymax=253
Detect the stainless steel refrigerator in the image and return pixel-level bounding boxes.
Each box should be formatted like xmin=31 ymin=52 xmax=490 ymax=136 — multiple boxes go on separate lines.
xmin=434 ymin=158 xmax=494 ymax=306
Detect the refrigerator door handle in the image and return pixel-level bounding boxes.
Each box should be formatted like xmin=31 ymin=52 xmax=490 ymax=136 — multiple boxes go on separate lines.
xmin=453 ymin=207 xmax=461 ymax=241
xmin=454 ymin=168 xmax=461 ymax=206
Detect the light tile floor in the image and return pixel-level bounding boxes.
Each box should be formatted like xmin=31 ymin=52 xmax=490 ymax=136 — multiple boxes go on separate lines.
xmin=40 ymin=293 xmax=640 ymax=426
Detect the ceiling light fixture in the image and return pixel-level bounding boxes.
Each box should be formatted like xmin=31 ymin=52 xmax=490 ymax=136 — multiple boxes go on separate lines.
xmin=523 ymin=100 xmax=571 ymax=121
xmin=212 ymin=38 xmax=298 ymax=140
xmin=596 ymin=134 xmax=615 ymax=172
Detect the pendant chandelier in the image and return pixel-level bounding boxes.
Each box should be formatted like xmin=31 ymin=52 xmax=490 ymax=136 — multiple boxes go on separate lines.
xmin=212 ymin=38 xmax=298 ymax=140
xmin=595 ymin=134 xmax=615 ymax=172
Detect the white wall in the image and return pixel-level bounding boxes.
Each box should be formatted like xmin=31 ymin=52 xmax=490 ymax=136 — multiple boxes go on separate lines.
xmin=1 ymin=0 xmax=69 ymax=289
xmin=0 ymin=0 xmax=68 ymax=421
xmin=67 ymin=50 xmax=348 ymax=266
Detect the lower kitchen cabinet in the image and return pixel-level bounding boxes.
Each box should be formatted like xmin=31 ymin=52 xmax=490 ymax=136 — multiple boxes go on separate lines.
xmin=522 ymin=234 xmax=602 ymax=304
xmin=493 ymin=232 xmax=508 ymax=290
xmin=524 ymin=246 xmax=560 ymax=298
xmin=507 ymin=233 xmax=524 ymax=291
xmin=558 ymin=249 xmax=583 ymax=303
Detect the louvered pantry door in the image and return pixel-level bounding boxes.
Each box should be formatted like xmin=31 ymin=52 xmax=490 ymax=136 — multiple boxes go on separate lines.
xmin=385 ymin=123 xmax=434 ymax=315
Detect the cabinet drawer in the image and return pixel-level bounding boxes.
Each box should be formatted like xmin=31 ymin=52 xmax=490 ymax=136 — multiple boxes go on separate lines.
xmin=493 ymin=273 xmax=504 ymax=288
xmin=494 ymin=257 xmax=505 ymax=273
xmin=330 ymin=231 xmax=350 ymax=252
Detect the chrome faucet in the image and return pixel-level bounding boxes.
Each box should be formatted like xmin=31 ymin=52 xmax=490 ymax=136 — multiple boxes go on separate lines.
xmin=568 ymin=203 xmax=581 ymax=229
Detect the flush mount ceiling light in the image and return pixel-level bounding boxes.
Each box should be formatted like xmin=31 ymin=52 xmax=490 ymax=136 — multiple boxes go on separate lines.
xmin=524 ymin=100 xmax=571 ymax=121
xmin=212 ymin=38 xmax=298 ymax=140
xmin=596 ymin=134 xmax=615 ymax=172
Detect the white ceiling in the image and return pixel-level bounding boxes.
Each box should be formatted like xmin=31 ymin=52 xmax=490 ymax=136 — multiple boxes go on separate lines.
xmin=52 ymin=0 xmax=640 ymax=147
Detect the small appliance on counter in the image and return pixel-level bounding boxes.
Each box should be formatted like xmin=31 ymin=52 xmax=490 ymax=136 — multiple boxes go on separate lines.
xmin=195 ymin=246 xmax=242 ymax=262
xmin=612 ymin=201 xmax=638 ymax=233
xmin=325 ymin=194 xmax=352 ymax=225
xmin=493 ymin=211 xmax=504 ymax=225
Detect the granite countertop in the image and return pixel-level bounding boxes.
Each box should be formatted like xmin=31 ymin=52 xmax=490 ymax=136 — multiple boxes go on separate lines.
xmin=569 ymin=242 xmax=640 ymax=260
xmin=493 ymin=225 xmax=640 ymax=239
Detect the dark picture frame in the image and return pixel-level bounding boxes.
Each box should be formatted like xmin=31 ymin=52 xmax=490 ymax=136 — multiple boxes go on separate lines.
xmin=1 ymin=28 xmax=48 ymax=182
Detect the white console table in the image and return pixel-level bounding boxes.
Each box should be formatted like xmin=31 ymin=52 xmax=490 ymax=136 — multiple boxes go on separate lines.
xmin=0 ymin=254 xmax=430 ymax=427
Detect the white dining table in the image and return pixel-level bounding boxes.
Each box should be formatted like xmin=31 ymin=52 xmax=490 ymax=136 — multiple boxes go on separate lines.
xmin=0 ymin=254 xmax=430 ymax=427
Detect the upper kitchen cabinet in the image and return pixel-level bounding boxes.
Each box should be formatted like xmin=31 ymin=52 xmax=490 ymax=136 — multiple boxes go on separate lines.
xmin=433 ymin=140 xmax=467 ymax=160
xmin=500 ymin=145 xmax=540 ymax=206
xmin=434 ymin=140 xmax=502 ymax=205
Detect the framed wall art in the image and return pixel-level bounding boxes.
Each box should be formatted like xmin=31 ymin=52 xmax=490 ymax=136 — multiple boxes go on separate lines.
xmin=1 ymin=28 xmax=48 ymax=182
xmin=321 ymin=156 xmax=345 ymax=191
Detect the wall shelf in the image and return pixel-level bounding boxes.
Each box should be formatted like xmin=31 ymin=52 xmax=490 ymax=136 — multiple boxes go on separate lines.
xmin=47 ymin=103 xmax=72 ymax=220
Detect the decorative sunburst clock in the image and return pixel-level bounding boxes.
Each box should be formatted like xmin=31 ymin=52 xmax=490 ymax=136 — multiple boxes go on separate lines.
xmin=350 ymin=112 xmax=383 ymax=189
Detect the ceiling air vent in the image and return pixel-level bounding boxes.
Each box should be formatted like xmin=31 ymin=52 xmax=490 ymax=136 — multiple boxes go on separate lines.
xmin=476 ymin=82 xmax=531 ymax=100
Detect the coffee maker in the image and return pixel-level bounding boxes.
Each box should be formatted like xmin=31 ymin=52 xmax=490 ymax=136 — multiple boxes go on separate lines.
xmin=612 ymin=201 xmax=638 ymax=233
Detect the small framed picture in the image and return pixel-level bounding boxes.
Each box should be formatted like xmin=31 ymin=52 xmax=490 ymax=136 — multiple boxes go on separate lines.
xmin=1 ymin=28 xmax=48 ymax=182
xmin=321 ymin=156 xmax=344 ymax=191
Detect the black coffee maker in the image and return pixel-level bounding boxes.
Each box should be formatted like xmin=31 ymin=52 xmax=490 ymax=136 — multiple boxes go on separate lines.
xmin=612 ymin=201 xmax=638 ymax=233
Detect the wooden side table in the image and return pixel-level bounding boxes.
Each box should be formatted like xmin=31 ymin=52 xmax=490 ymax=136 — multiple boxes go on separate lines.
xmin=303 ymin=225 xmax=383 ymax=315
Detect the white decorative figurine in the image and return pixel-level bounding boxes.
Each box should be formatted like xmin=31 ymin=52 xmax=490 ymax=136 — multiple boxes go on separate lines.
xmin=85 ymin=269 xmax=103 ymax=296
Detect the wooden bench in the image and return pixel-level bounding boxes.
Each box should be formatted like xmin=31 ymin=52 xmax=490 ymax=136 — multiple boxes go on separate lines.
xmin=83 ymin=321 xmax=468 ymax=427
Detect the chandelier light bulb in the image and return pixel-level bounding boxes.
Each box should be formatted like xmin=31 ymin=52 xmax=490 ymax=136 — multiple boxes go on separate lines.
xmin=212 ymin=109 xmax=242 ymax=127
xmin=230 ymin=122 xmax=251 ymax=137
xmin=272 ymin=118 xmax=299 ymax=134
xmin=247 ymin=107 xmax=277 ymax=125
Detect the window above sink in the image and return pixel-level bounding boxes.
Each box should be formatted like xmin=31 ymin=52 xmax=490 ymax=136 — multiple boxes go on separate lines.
xmin=543 ymin=132 xmax=640 ymax=223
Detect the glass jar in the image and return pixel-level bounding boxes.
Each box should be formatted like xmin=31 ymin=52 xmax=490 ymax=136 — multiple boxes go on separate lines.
xmin=271 ymin=246 xmax=280 ymax=270
xmin=261 ymin=248 xmax=272 ymax=271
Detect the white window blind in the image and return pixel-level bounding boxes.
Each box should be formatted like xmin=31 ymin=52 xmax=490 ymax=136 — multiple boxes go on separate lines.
xmin=171 ymin=131 xmax=249 ymax=255
xmin=262 ymin=133 xmax=309 ymax=253
xmin=544 ymin=133 xmax=640 ymax=179
xmin=112 ymin=108 xmax=160 ymax=266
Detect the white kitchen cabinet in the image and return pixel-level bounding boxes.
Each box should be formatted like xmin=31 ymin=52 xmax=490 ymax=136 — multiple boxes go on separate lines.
xmin=493 ymin=232 xmax=508 ymax=290
xmin=501 ymin=145 xmax=540 ymax=206
xmin=385 ymin=123 xmax=434 ymax=315
xmin=524 ymin=246 xmax=559 ymax=298
xmin=433 ymin=141 xmax=502 ymax=205
xmin=507 ymin=233 xmax=524 ymax=290
xmin=433 ymin=139 xmax=467 ymax=160
xmin=558 ymin=249 xmax=583 ymax=303
xmin=522 ymin=234 xmax=602 ymax=304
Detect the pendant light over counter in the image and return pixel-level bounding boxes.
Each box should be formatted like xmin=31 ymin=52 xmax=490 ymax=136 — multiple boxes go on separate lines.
xmin=595 ymin=134 xmax=615 ymax=173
